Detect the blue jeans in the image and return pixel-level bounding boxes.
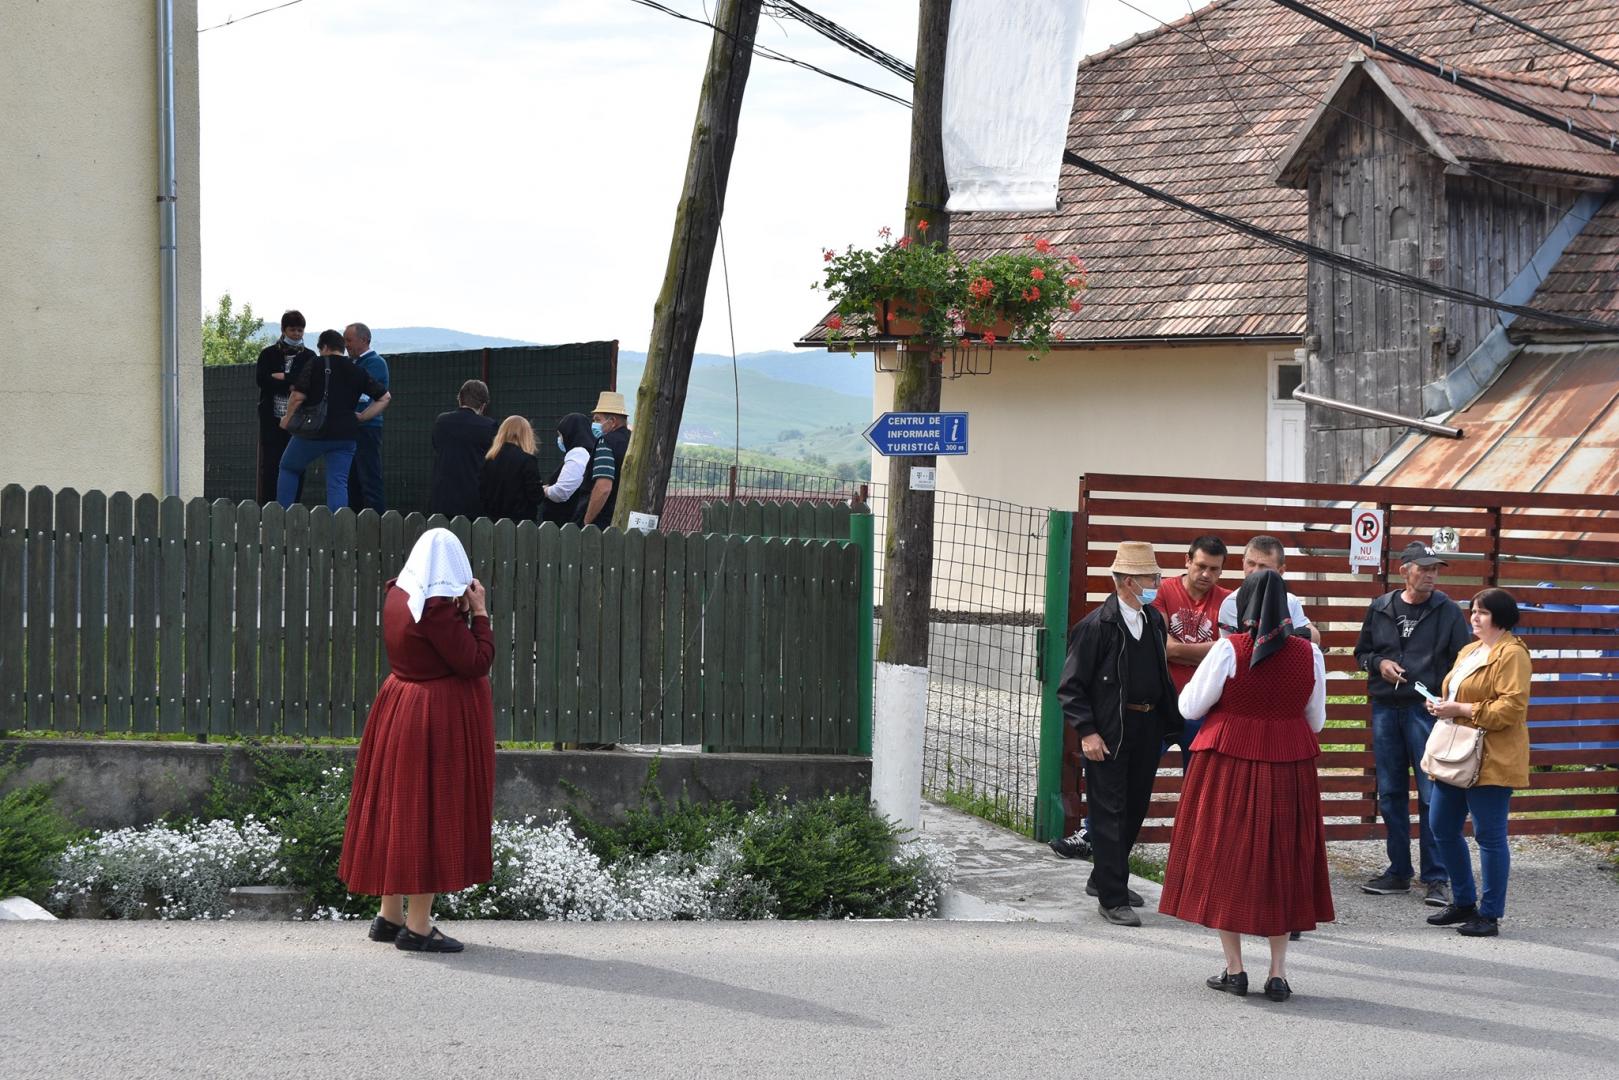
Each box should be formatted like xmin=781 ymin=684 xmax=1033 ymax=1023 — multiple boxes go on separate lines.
xmin=1431 ymin=782 xmax=1512 ymax=918
xmin=1371 ymin=702 xmax=1446 ymax=883
xmin=350 ymin=425 xmax=386 ymax=512
xmin=278 ymin=437 xmax=357 ymax=509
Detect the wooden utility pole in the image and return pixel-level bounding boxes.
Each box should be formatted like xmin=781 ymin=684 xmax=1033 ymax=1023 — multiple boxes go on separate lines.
xmin=870 ymin=0 xmax=950 ymax=833
xmin=615 ymin=0 xmax=762 ymax=527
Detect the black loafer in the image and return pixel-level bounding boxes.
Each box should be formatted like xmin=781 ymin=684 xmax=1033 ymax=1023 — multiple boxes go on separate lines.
xmin=1426 ymin=903 xmax=1478 ymax=927
xmin=368 ymin=916 xmax=404 ymax=942
xmin=395 ymin=926 xmax=465 ymax=953
xmin=1457 ymin=915 xmax=1499 ymax=938
xmin=1085 ymin=883 xmax=1144 ymax=907
xmin=1264 ymin=977 xmax=1292 ymax=1002
xmin=1206 ymin=970 xmax=1248 ymax=996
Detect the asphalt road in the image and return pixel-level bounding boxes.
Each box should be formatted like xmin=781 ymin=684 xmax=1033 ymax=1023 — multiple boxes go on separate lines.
xmin=6 ymin=919 xmax=1618 ymax=1080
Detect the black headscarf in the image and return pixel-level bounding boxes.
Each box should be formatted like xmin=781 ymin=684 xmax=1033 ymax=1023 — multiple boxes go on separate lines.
xmin=1232 ymin=569 xmax=1293 ymax=667
xmin=556 ymin=412 xmax=595 ymax=454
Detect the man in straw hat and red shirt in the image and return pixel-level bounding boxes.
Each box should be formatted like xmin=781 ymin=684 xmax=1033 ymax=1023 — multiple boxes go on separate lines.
xmin=1058 ymin=541 xmax=1184 ymax=926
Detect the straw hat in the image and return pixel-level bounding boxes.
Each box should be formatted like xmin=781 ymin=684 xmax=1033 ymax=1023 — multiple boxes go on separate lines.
xmin=1108 ymin=541 xmax=1161 ymax=577
xmin=593 ymin=390 xmax=629 ymax=416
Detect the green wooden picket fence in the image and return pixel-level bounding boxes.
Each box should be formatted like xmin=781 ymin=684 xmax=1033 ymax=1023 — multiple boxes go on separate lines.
xmin=0 ymin=485 xmax=873 ymax=753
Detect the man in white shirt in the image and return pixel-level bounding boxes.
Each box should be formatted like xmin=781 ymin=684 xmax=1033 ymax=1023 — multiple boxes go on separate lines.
xmin=1218 ymin=535 xmax=1320 ymax=645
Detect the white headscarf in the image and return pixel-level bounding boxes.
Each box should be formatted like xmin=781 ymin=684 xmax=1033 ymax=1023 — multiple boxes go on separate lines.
xmin=395 ymin=528 xmax=474 ymax=622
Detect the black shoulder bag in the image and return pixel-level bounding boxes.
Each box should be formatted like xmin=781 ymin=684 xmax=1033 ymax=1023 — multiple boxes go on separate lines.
xmin=285 ymin=356 xmax=331 ymax=438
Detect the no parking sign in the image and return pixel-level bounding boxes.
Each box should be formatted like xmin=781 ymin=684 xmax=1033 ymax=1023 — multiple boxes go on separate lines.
xmin=1350 ymin=508 xmax=1385 ymax=570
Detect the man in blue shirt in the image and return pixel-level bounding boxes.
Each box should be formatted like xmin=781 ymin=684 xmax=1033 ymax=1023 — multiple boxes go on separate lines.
xmin=344 ymin=322 xmax=390 ymax=512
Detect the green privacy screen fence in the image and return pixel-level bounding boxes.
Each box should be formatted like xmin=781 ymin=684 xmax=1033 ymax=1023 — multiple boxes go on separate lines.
xmin=202 ymin=341 xmax=619 ymax=512
xmin=0 ymin=485 xmax=872 ymax=753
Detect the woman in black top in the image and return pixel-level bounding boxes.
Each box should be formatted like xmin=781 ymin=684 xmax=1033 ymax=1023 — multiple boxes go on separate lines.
xmin=278 ymin=329 xmax=392 ymax=509
xmin=479 ymin=416 xmax=545 ymax=523
xmin=540 ymin=412 xmax=596 ymax=525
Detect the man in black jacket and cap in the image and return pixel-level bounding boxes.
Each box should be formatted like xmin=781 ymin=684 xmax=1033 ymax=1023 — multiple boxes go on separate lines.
xmin=1355 ymin=541 xmax=1472 ymax=906
xmin=1058 ymin=541 xmax=1184 ymax=927
xmin=427 ymin=380 xmax=498 ymax=519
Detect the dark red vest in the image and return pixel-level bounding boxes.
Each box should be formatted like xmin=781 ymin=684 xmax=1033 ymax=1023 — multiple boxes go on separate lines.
xmin=1190 ymin=633 xmax=1319 ymax=762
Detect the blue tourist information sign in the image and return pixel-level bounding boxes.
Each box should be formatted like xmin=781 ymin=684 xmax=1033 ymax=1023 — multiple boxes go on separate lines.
xmin=862 ymin=412 xmax=969 ymax=456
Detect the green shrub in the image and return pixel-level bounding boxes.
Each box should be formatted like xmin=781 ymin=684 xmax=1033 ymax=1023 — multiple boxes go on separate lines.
xmin=0 ymin=778 xmax=78 ymax=902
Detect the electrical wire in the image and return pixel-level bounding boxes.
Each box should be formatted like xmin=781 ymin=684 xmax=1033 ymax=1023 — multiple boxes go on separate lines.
xmin=626 ymin=0 xmax=910 ymax=105
xmin=1449 ymin=0 xmax=1619 ymax=77
xmin=1267 ymin=0 xmax=1619 ymax=152
xmin=197 ymin=0 xmax=306 ymax=33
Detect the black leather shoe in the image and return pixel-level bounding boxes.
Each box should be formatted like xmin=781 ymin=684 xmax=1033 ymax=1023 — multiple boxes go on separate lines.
xmin=1457 ymin=915 xmax=1499 ymax=938
xmin=1264 ymin=977 xmax=1292 ymax=1002
xmin=1206 ymin=970 xmax=1248 ymax=996
xmin=1086 ymin=882 xmax=1144 ymax=907
xmin=367 ymin=915 xmax=403 ymax=942
xmin=1426 ymin=902 xmax=1478 ymax=927
xmin=1097 ymin=902 xmax=1141 ymax=927
xmin=395 ymin=926 xmax=465 ymax=953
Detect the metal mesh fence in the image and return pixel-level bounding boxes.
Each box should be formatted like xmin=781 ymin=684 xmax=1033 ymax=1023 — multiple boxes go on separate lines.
xmin=203 ymin=341 xmax=618 ymax=512
xmin=665 ymin=462 xmax=1049 ymax=832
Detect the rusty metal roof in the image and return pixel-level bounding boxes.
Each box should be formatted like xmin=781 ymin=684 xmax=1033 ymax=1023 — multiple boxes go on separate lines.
xmin=801 ymin=0 xmax=1619 ymax=348
xmin=1364 ymin=343 xmax=1619 ymax=528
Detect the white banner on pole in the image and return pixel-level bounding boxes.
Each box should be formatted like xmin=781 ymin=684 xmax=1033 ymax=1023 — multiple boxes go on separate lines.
xmin=942 ymin=0 xmax=1090 ymax=212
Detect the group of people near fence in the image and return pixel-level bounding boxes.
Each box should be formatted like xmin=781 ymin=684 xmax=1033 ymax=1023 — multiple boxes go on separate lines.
xmin=1056 ymin=533 xmax=1533 ymax=1000
xmin=255 ymin=309 xmax=633 ymax=528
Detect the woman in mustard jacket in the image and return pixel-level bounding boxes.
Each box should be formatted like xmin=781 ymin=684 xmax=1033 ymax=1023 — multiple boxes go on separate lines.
xmin=1423 ymin=588 xmax=1532 ymax=938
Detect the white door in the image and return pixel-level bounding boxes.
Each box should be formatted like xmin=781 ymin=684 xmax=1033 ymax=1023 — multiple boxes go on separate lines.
xmin=1267 ymin=357 xmax=1305 ymax=484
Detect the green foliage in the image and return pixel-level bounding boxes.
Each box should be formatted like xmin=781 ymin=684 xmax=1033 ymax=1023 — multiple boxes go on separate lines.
xmin=198 ymin=747 xmax=370 ymax=916
xmin=0 ymin=773 xmax=78 ymax=902
xmin=202 ymin=291 xmax=271 ymax=367
xmin=817 ymin=226 xmax=1090 ymax=359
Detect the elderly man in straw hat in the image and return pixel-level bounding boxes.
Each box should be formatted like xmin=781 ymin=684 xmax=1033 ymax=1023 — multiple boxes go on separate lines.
xmin=582 ymin=390 xmax=633 ymax=528
xmin=1057 ymin=541 xmax=1184 ymax=926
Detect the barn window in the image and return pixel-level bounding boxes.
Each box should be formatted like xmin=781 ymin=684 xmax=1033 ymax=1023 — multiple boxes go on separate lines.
xmin=1341 ymin=212 xmax=1361 ymax=246
xmin=1390 ymin=206 xmax=1415 ymax=241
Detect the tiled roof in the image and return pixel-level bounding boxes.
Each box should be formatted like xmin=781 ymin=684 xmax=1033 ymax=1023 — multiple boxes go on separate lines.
xmin=1518 ymin=197 xmax=1619 ymax=331
xmin=803 ymin=0 xmax=1619 ymax=346
xmin=1365 ymin=343 xmax=1619 ymax=537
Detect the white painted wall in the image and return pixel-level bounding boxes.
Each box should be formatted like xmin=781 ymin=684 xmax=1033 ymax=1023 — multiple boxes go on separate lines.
xmin=1 ymin=2 xmax=204 ymax=498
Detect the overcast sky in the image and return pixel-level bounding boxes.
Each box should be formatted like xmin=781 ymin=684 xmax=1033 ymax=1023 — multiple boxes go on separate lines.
xmin=198 ymin=0 xmax=1185 ymax=353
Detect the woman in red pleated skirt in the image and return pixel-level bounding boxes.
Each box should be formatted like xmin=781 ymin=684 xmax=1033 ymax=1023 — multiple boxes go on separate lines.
xmin=339 ymin=528 xmax=495 ymax=954
xmin=1158 ymin=570 xmax=1334 ymax=1002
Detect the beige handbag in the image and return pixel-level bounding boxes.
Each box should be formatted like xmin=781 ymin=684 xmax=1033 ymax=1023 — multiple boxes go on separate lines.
xmin=1421 ymin=719 xmax=1484 ymax=788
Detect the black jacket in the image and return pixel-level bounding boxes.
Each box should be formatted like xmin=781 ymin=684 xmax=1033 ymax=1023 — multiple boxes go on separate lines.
xmin=479 ymin=443 xmax=544 ymax=523
xmin=428 ymin=408 xmax=498 ymax=519
xmin=1355 ymin=589 xmax=1472 ymax=704
xmin=1057 ymin=594 xmax=1184 ymax=753
xmin=255 ymin=340 xmax=315 ymax=422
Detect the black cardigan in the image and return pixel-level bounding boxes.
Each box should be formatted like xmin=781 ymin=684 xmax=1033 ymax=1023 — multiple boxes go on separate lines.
xmin=479 ymin=443 xmax=544 ymax=523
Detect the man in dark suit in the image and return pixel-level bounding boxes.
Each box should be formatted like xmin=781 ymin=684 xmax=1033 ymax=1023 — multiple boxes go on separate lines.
xmin=428 ymin=380 xmax=498 ymax=519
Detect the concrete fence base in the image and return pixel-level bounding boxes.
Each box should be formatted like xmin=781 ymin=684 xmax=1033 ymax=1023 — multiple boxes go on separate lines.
xmin=0 ymin=739 xmax=871 ymax=832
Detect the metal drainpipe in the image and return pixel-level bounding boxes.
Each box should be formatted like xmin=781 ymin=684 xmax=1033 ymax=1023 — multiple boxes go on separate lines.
xmin=157 ymin=0 xmax=182 ymax=496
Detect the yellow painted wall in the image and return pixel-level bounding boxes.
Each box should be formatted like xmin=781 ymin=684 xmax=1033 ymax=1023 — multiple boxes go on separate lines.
xmin=871 ymin=344 xmax=1274 ymax=508
xmin=1 ymin=2 xmax=203 ymax=498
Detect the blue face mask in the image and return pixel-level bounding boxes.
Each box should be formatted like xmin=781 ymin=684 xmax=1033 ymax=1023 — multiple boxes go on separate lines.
xmin=591 ymin=421 xmax=605 ymax=439
xmin=556 ymin=436 xmax=567 ymax=453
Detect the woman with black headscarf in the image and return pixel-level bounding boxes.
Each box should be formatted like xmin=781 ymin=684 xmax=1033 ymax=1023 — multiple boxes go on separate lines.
xmin=540 ymin=412 xmax=597 ymax=525
xmin=1158 ymin=569 xmax=1333 ymax=1002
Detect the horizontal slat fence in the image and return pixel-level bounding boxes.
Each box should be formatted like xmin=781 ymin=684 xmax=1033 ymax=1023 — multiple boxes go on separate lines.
xmin=1069 ymin=473 xmax=1619 ymax=842
xmin=0 ymin=484 xmax=864 ymax=754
